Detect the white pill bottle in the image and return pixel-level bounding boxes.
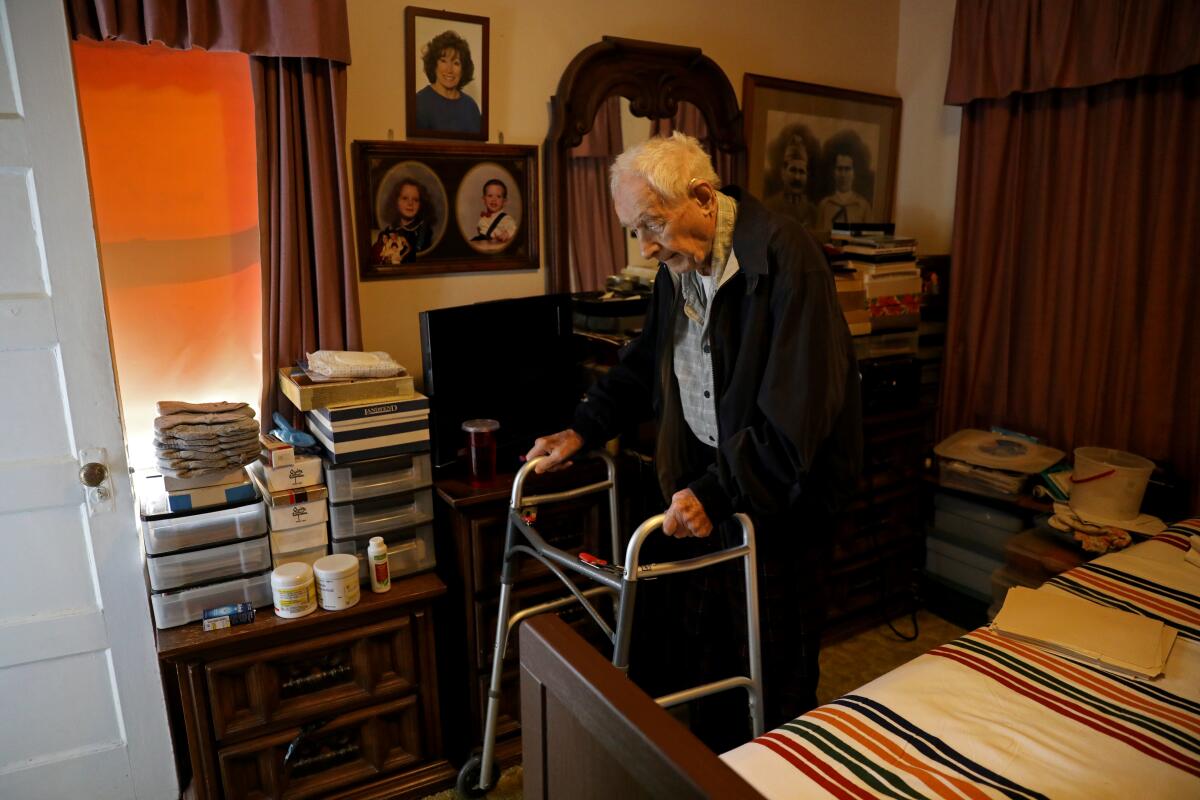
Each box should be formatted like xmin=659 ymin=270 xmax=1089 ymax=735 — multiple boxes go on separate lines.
xmin=368 ymin=536 xmax=391 ymax=593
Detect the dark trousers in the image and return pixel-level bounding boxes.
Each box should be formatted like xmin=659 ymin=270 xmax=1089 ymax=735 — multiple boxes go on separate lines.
xmin=626 ymin=504 xmax=832 ymax=753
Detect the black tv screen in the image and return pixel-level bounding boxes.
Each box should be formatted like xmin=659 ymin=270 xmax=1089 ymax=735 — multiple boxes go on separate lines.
xmin=419 ymin=294 xmax=580 ymax=475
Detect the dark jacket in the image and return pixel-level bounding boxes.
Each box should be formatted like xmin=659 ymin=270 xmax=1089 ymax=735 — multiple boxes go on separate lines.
xmin=572 ymin=187 xmax=862 ymax=525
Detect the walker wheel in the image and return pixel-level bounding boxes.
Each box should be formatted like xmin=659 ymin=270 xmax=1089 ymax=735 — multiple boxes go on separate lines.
xmin=456 ymin=753 xmax=499 ymax=798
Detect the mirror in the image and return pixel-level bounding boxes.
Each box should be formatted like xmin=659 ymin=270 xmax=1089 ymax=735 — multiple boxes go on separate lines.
xmin=544 ymin=37 xmax=746 ymax=294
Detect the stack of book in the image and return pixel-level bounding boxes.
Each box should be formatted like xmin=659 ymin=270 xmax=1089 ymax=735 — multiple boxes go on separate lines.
xmin=833 ymin=269 xmax=871 ymax=336
xmin=277 ymin=363 xmax=436 ymax=586
xmin=840 ymin=236 xmax=921 ymax=333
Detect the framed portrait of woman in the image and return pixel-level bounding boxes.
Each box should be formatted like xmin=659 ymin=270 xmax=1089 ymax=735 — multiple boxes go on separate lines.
xmin=405 ymin=6 xmax=489 ymax=141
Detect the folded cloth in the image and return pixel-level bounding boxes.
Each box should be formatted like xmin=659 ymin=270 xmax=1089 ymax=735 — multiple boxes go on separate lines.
xmin=157 ymin=450 xmax=257 ymax=472
xmin=154 ymin=409 xmax=256 ymax=432
xmin=156 ymin=444 xmax=260 ymax=463
xmin=156 ymin=400 xmax=250 ymax=416
xmin=159 ymin=464 xmax=251 ymax=479
xmin=157 ymin=418 xmax=260 ymax=439
xmin=155 ymin=431 xmax=259 ymax=448
xmin=306 ymin=350 xmax=404 ymax=379
xmin=1048 ymin=507 xmax=1132 ymax=553
xmin=154 ymin=442 xmax=258 ymax=458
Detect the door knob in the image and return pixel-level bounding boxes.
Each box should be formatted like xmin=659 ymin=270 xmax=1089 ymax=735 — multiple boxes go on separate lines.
xmin=79 ymin=462 xmax=109 ymax=487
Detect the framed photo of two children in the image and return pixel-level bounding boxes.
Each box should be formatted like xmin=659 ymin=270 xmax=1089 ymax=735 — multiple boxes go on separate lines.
xmin=353 ymin=141 xmax=539 ymax=279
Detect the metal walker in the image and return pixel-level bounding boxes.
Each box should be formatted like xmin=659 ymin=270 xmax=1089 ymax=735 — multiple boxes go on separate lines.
xmin=456 ymin=451 xmax=764 ymax=797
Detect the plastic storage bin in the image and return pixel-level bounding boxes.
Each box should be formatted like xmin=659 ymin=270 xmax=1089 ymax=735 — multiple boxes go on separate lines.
xmin=329 ymin=488 xmax=434 ymax=541
xmin=150 ymin=571 xmax=273 ymax=629
xmin=925 ymin=534 xmax=1002 ymax=601
xmin=270 ymin=521 xmax=329 ymax=568
xmin=146 ymin=534 xmax=272 ymax=591
xmin=324 ymin=453 xmax=432 ymax=504
xmin=330 ymin=523 xmax=435 ymax=583
xmin=141 ymin=500 xmax=268 ymax=555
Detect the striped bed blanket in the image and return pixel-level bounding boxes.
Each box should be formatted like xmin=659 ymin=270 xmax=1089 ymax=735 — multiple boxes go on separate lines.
xmin=721 ymin=521 xmax=1200 ymax=799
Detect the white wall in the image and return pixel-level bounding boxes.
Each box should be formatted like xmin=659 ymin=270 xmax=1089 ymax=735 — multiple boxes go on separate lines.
xmin=347 ymin=0 xmax=903 ymax=380
xmin=893 ymin=0 xmax=961 ymax=255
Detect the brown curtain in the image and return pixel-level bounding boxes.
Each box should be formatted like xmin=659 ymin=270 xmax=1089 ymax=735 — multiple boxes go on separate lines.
xmin=650 ymin=103 xmax=737 ymax=187
xmin=945 ymin=0 xmax=1200 ymax=104
xmin=66 ymin=0 xmax=350 ymax=61
xmin=942 ymin=1 xmax=1200 ymax=508
xmin=568 ymin=97 xmax=625 ymax=292
xmin=253 ymin=57 xmax=362 ymax=424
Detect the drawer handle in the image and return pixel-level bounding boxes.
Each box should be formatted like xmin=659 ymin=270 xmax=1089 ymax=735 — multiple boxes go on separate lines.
xmin=283 ymin=719 xmax=329 ymax=769
xmin=280 ymin=663 xmax=352 ymax=693
xmin=289 ymin=742 xmax=360 ymax=774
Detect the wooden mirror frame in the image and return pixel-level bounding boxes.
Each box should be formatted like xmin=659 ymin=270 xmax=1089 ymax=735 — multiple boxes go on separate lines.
xmin=543 ymin=37 xmax=747 ymax=294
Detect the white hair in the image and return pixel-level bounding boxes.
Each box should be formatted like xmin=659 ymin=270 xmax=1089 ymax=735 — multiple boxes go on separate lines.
xmin=609 ymin=131 xmax=721 ymax=204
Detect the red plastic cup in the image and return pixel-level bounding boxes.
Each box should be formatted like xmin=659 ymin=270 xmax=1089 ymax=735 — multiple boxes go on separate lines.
xmin=462 ymin=419 xmax=500 ymax=486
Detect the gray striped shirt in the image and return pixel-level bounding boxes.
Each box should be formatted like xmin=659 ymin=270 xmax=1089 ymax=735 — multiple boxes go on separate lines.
xmin=672 ymin=191 xmax=739 ymax=445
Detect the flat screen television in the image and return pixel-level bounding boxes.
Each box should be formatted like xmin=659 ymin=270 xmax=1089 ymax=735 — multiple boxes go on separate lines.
xmin=419 ymin=294 xmax=580 ymax=475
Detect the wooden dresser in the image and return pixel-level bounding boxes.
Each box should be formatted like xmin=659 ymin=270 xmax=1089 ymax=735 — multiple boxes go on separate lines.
xmin=157 ymin=573 xmax=454 ymax=800
xmin=433 ymin=463 xmax=611 ymax=767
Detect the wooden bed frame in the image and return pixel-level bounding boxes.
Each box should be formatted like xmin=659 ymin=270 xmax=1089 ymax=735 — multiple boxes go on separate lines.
xmin=518 ymin=614 xmax=764 ymax=799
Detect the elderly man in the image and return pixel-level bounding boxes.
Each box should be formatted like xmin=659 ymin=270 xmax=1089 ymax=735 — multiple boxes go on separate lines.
xmin=527 ymin=133 xmax=861 ymax=745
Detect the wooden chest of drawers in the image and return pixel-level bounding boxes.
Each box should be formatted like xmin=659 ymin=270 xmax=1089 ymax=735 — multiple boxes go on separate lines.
xmin=157 ymin=573 xmax=454 ymax=800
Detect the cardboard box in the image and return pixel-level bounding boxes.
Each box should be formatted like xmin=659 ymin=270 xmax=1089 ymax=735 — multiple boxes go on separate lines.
xmin=248 ymin=454 xmax=323 ymax=492
xmin=278 ymin=367 xmax=414 ymax=412
xmin=259 ymin=433 xmax=294 ymax=469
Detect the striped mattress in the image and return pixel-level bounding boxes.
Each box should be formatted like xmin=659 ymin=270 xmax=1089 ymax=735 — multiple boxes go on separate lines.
xmin=721 ymin=520 xmax=1200 ymax=799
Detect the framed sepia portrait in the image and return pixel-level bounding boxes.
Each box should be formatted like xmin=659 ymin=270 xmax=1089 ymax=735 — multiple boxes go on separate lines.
xmin=405 ymin=6 xmax=489 ymax=141
xmin=353 ymin=140 xmax=538 ymax=279
xmin=743 ymin=74 xmax=901 ymax=236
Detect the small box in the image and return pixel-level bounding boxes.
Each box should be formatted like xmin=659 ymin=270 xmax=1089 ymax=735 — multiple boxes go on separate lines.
xmin=251 ymin=454 xmax=323 ymax=492
xmin=259 ymin=433 xmax=294 ymax=469
xmin=202 ymin=602 xmax=256 ymax=630
xmin=162 ymin=466 xmax=247 ymax=493
xmin=247 ymin=461 xmax=329 ymax=530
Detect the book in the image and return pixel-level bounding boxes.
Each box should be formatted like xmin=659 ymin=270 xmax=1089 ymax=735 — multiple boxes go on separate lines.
xmin=864 ymin=274 xmax=922 ymax=299
xmin=842 ymin=308 xmax=871 ymax=325
xmin=306 ymin=414 xmax=431 ymax=464
xmin=847 ymin=320 xmax=872 ymax=336
xmin=278 ymin=367 xmax=415 ymax=412
xmin=845 ymin=258 xmax=919 ymax=276
xmin=842 ymin=244 xmax=916 ymax=258
xmin=840 ymin=250 xmax=918 ymax=264
xmin=846 ymin=235 xmax=917 ymax=248
xmin=310 ymin=395 xmax=429 ymax=425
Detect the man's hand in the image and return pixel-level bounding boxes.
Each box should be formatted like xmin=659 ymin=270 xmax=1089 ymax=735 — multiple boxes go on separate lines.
xmin=661 ymin=488 xmax=712 ymax=538
xmin=524 ymin=429 xmax=584 ymax=473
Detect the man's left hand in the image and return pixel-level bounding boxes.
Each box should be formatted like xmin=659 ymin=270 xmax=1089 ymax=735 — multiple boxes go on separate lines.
xmin=662 ymin=488 xmax=712 ymax=538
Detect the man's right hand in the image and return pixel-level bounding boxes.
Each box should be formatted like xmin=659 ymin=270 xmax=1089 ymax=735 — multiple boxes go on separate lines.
xmin=524 ymin=429 xmax=585 ymax=473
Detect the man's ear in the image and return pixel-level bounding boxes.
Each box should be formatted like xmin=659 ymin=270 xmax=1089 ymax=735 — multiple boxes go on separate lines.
xmin=691 ymin=180 xmax=717 ymax=212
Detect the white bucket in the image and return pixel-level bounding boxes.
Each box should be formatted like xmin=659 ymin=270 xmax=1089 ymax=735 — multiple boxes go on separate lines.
xmin=1070 ymin=447 xmax=1154 ymax=522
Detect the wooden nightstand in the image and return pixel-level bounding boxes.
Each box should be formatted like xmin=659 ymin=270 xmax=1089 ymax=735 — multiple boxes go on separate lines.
xmin=157 ymin=573 xmax=454 ymax=800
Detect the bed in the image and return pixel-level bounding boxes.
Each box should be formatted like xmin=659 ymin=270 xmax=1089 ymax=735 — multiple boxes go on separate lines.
xmin=518 ymin=521 xmax=1200 ymax=799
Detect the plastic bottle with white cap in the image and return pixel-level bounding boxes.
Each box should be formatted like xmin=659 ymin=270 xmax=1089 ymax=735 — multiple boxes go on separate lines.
xmin=368 ymin=536 xmax=391 ymax=593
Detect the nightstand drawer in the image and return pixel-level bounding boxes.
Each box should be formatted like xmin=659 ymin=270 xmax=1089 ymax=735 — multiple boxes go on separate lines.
xmin=217 ymin=696 xmax=423 ymax=800
xmin=206 ymin=615 xmax=419 ymax=741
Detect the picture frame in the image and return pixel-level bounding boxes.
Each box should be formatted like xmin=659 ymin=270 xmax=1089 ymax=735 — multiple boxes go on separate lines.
xmin=405 ymin=6 xmax=489 ymax=141
xmin=743 ymin=74 xmax=901 ymax=236
xmin=352 ymin=140 xmax=538 ymax=279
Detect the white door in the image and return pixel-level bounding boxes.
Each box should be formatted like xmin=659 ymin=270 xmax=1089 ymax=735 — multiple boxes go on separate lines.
xmin=0 ymin=1 xmax=177 ymax=798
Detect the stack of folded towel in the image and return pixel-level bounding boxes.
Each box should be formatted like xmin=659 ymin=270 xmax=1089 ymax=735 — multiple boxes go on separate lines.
xmin=154 ymin=401 xmax=259 ymax=479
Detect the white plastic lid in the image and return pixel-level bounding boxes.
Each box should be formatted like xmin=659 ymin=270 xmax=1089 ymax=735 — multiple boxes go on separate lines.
xmin=272 ymin=561 xmax=314 ymax=588
xmin=462 ymin=419 xmax=499 ymax=433
xmin=313 ymin=553 xmax=358 ymax=579
xmin=368 ymin=536 xmax=386 ymax=553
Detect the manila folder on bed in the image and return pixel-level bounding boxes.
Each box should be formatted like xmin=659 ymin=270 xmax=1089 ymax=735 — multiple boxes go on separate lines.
xmin=991 ymin=586 xmax=1177 ymax=679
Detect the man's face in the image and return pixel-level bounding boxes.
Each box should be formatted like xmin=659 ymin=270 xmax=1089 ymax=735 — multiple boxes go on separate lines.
xmin=834 ymin=154 xmax=854 ymax=193
xmin=436 ymin=49 xmax=462 ymax=91
xmin=614 ymin=175 xmax=714 ymax=275
xmin=397 ymin=185 xmax=421 ymax=221
xmin=781 ymin=156 xmax=808 ymax=193
xmin=483 ymin=185 xmax=506 ymax=214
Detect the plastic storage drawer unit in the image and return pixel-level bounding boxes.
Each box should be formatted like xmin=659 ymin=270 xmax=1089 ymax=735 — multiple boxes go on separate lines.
xmin=330 ymin=523 xmax=435 ymax=583
xmin=329 ymin=488 xmax=434 ymax=541
xmin=324 ymin=453 xmax=432 ymax=504
xmin=142 ymin=500 xmax=268 ymax=555
xmin=146 ymin=534 xmax=272 ymax=591
xmin=150 ymin=571 xmax=273 ymax=629
xmin=270 ymin=521 xmax=329 ymax=568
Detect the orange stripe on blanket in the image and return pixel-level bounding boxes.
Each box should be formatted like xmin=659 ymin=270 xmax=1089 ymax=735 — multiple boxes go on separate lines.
xmin=974 ymin=629 xmax=1200 ymax=735
xmin=1070 ymin=571 xmax=1200 ymax=624
xmin=807 ymin=706 xmax=990 ymax=800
